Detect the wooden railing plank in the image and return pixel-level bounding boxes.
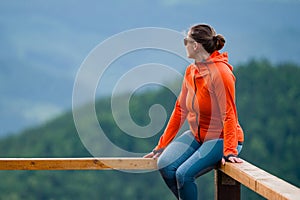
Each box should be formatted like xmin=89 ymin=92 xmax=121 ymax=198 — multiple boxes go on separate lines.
xmin=0 ymin=158 xmax=158 ymax=170
xmin=219 ymin=159 xmax=300 ymax=200
xmin=1 ymin=157 xmax=299 ymax=199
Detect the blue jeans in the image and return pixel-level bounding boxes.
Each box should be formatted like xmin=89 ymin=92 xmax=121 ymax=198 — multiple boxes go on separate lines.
xmin=157 ymin=130 xmax=242 ymax=200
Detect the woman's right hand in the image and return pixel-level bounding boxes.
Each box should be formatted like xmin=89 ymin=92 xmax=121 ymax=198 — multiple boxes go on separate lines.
xmin=143 ymin=152 xmax=155 ymax=158
xmin=143 ymin=148 xmax=164 ymax=158
xmin=143 ymin=151 xmax=161 ymax=158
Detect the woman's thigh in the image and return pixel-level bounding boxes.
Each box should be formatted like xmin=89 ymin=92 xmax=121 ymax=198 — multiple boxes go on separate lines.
xmin=176 ymin=139 xmax=224 ymax=184
xmin=157 ymin=130 xmax=201 ymax=170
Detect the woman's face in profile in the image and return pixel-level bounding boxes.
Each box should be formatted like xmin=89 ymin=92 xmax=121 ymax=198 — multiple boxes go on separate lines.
xmin=184 ymin=31 xmax=196 ymax=59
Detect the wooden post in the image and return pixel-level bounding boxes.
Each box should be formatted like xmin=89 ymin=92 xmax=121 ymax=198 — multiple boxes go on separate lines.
xmin=215 ymin=169 xmax=241 ymax=200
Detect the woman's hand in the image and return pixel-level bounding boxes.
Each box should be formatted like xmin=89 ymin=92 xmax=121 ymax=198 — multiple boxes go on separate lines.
xmin=143 ymin=148 xmax=164 ymax=158
xmin=221 ymin=156 xmax=243 ymax=165
xmin=143 ymin=152 xmax=160 ymax=158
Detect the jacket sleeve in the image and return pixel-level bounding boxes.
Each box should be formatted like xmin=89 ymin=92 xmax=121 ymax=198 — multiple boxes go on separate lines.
xmin=212 ymin=64 xmax=239 ymax=157
xmin=154 ymin=77 xmax=188 ymax=150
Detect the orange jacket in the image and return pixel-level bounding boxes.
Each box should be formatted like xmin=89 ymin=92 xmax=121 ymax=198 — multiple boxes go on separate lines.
xmin=155 ymin=51 xmax=244 ymax=156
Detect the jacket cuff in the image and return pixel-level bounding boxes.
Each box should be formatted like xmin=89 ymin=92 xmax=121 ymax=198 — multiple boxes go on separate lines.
xmin=152 ymin=148 xmax=164 ymax=154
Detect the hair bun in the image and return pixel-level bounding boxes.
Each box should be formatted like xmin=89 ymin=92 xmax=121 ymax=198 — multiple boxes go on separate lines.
xmin=190 ymin=24 xmax=226 ymax=53
xmin=214 ymin=34 xmax=225 ymax=51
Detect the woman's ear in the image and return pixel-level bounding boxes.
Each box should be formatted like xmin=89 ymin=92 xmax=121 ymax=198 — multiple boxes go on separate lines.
xmin=193 ymin=42 xmax=200 ymax=51
xmin=195 ymin=43 xmax=207 ymax=54
xmin=193 ymin=42 xmax=198 ymax=51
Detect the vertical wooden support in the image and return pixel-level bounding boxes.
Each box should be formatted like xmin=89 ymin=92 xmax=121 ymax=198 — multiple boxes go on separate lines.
xmin=215 ymin=169 xmax=241 ymax=200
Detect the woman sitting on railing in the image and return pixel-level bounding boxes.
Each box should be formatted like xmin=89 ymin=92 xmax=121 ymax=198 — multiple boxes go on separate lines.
xmin=144 ymin=23 xmax=244 ymax=200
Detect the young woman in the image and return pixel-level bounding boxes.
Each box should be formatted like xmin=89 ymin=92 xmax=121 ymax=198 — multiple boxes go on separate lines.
xmin=144 ymin=24 xmax=244 ymax=200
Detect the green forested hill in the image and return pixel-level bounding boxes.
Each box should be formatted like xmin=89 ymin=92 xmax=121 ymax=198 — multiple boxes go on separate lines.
xmin=0 ymin=60 xmax=299 ymax=199
xmin=236 ymin=60 xmax=300 ymax=186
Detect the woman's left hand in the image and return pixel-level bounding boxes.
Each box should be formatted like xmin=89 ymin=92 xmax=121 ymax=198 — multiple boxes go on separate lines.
xmin=221 ymin=156 xmax=243 ymax=165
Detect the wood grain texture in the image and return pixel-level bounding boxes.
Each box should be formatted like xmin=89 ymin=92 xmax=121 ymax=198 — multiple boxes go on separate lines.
xmin=219 ymin=159 xmax=300 ymax=200
xmin=1 ymin=157 xmax=299 ymax=199
xmin=0 ymin=158 xmax=158 ymax=170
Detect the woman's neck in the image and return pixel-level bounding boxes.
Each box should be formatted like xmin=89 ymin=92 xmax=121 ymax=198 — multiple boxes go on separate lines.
xmin=194 ymin=52 xmax=210 ymax=63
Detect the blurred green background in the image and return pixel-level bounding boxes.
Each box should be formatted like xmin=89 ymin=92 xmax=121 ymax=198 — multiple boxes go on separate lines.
xmin=0 ymin=0 xmax=299 ymax=199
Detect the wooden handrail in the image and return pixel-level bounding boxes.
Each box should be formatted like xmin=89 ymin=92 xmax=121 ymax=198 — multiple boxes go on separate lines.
xmin=218 ymin=159 xmax=300 ymax=200
xmin=0 ymin=157 xmax=157 ymax=170
xmin=0 ymin=157 xmax=299 ymax=199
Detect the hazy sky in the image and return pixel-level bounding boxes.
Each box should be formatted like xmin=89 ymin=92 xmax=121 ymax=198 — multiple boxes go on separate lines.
xmin=0 ymin=0 xmax=299 ymax=135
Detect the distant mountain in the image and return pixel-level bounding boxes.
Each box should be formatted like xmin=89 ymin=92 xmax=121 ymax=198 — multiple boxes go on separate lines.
xmin=1 ymin=0 xmax=299 ymax=136
xmin=0 ymin=57 xmax=72 ymax=136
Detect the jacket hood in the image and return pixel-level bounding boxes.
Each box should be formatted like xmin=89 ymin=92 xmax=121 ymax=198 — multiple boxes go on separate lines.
xmin=207 ymin=51 xmax=233 ymax=71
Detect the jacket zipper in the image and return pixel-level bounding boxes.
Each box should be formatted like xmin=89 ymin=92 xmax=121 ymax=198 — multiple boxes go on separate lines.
xmin=192 ymin=75 xmax=201 ymax=142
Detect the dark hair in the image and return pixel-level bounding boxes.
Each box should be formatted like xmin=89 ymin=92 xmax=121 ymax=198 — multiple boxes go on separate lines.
xmin=189 ymin=24 xmax=225 ymax=54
